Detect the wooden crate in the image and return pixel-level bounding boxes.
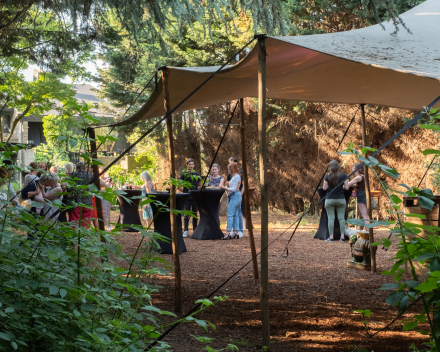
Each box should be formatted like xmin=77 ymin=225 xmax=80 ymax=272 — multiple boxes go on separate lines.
xmin=403 ymin=196 xmax=440 ymax=237
xmin=403 ymin=196 xmax=440 ymax=274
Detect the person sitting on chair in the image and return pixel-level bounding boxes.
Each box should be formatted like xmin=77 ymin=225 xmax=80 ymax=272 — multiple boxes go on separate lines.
xmin=323 ymin=160 xmax=349 ymax=242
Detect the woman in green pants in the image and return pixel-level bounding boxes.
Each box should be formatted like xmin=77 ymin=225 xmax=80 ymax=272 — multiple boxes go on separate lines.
xmin=323 ymin=160 xmax=349 ymax=242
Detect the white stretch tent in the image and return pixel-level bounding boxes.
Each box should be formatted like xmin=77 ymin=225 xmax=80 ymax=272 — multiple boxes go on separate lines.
xmin=116 ymin=0 xmax=440 ymax=126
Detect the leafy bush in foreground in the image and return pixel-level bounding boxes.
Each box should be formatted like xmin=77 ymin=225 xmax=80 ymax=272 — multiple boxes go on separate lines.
xmin=0 ymin=124 xmax=227 ymax=351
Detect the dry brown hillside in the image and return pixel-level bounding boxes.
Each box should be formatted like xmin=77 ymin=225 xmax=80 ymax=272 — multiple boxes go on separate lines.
xmin=154 ymin=99 xmax=437 ymax=219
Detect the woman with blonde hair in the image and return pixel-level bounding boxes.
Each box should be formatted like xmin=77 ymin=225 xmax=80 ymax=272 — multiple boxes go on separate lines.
xmin=207 ymin=164 xmax=224 ymax=189
xmin=323 ymin=160 xmax=349 ymax=242
xmin=133 ymin=171 xmax=155 ymax=227
xmin=50 ymin=166 xmax=58 ymax=174
xmin=207 ymin=163 xmax=224 ymax=225
xmin=37 ymin=172 xmax=63 ymax=220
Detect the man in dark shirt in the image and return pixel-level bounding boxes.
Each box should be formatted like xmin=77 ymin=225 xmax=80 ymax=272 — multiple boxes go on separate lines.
xmin=226 ymin=157 xmax=244 ymax=238
xmin=179 ymin=158 xmax=202 ymax=237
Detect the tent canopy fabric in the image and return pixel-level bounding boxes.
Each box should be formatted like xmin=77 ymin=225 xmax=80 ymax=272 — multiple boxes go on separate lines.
xmin=116 ymin=0 xmax=440 ymax=127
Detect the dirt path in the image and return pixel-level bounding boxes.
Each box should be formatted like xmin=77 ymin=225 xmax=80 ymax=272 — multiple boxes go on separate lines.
xmin=116 ymin=211 xmax=426 ymax=351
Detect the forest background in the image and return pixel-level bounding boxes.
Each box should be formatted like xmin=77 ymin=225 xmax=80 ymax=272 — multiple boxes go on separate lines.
xmin=1 ymin=0 xmax=433 ymax=218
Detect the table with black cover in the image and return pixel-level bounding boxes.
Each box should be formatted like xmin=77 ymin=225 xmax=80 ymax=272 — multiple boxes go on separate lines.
xmin=117 ymin=189 xmax=143 ymax=232
xmin=149 ymin=192 xmax=189 ymax=254
xmin=189 ymin=189 xmax=225 ymax=240
xmin=314 ymin=187 xmax=353 ymax=241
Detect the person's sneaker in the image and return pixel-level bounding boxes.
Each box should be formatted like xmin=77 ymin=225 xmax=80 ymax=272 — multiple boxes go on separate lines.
xmin=325 ymin=238 xmax=333 ymax=242
xmin=183 ymin=231 xmax=188 ymax=238
xmin=238 ymin=232 xmax=244 ymax=238
xmin=340 ymin=238 xmax=345 ymax=242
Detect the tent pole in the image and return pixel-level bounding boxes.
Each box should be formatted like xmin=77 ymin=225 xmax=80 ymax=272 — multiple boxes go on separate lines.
xmin=87 ymin=127 xmax=106 ymax=237
xmin=257 ymin=34 xmax=270 ymax=349
xmin=239 ymin=98 xmax=259 ymax=280
xmin=162 ymin=68 xmax=182 ymax=312
xmin=360 ymin=104 xmax=376 ymax=273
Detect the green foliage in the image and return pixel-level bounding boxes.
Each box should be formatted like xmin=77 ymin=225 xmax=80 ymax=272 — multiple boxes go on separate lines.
xmin=1 ymin=0 xmax=290 ymax=78
xmin=230 ymin=337 xmax=253 ymax=348
xmin=284 ymin=0 xmax=418 ymax=36
xmin=0 ymin=207 xmax=223 ymax=351
xmin=33 ymin=142 xmax=70 ymax=171
xmin=354 ymin=309 xmax=372 ymax=337
xmin=416 ymin=109 xmax=440 ymax=193
xmin=0 ymin=112 xmax=226 ymax=350
xmin=0 ymin=59 xmax=78 ymax=141
xmin=340 ymin=109 xmax=440 ymax=351
xmin=107 ymin=165 xmax=145 ymax=188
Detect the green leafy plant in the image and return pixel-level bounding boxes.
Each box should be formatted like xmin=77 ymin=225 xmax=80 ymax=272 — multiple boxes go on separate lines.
xmin=0 ymin=105 xmax=224 ymax=351
xmin=340 ymin=108 xmax=440 ymax=352
xmin=354 ymin=309 xmax=372 ymax=337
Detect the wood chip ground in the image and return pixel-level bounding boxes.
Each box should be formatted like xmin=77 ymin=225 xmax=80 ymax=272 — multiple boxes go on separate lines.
xmin=113 ymin=211 xmax=426 ymax=351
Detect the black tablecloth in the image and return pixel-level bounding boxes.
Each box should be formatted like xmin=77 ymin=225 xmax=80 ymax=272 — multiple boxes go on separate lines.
xmin=314 ymin=187 xmax=353 ymax=241
xmin=117 ymin=189 xmax=143 ymax=232
xmin=149 ymin=192 xmax=189 ymax=254
xmin=190 ymin=189 xmax=225 ymax=240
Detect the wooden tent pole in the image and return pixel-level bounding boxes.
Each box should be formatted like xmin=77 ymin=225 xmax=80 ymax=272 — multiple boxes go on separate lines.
xmin=360 ymin=104 xmax=377 ymax=273
xmin=257 ymin=35 xmax=270 ymax=349
xmin=162 ymin=68 xmax=182 ymax=312
xmin=87 ymin=127 xmax=106 ymax=236
xmin=239 ymin=98 xmax=259 ymax=280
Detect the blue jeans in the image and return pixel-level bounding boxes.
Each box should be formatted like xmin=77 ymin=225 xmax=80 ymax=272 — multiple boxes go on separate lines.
xmin=227 ymin=192 xmax=242 ymax=232
xmin=238 ymin=194 xmax=243 ymax=232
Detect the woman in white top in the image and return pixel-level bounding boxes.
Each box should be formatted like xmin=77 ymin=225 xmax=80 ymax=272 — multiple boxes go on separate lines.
xmin=220 ymin=163 xmax=242 ymax=239
xmin=37 ymin=173 xmax=63 ymax=220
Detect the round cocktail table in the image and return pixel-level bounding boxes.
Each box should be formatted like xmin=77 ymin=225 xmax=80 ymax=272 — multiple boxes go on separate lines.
xmin=190 ymin=189 xmax=225 ymax=240
xmin=116 ymin=189 xmax=143 ymax=232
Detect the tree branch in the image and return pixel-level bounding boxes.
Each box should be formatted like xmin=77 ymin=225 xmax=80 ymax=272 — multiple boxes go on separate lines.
xmin=6 ymin=102 xmax=33 ymax=143
xmin=0 ymin=2 xmax=35 ymax=32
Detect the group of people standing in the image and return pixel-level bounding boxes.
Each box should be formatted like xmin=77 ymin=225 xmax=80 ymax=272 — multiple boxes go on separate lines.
xmin=178 ymin=157 xmax=245 ymax=240
xmin=323 ymin=160 xmax=368 ymax=242
xmin=2 ymin=155 xmax=369 ymax=244
xmin=18 ymin=161 xmax=112 ymax=230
